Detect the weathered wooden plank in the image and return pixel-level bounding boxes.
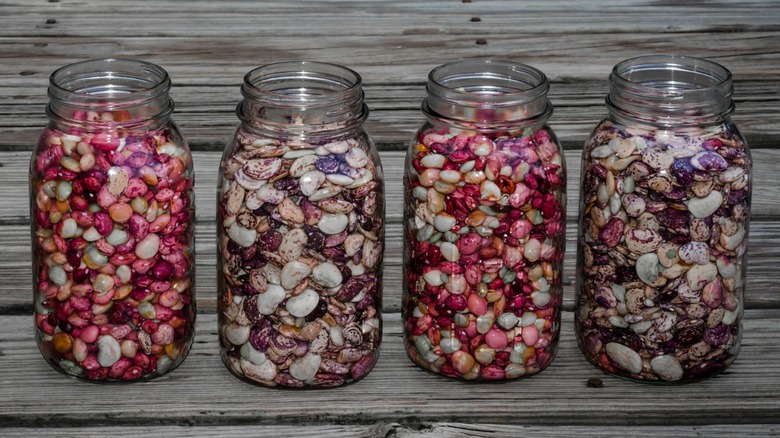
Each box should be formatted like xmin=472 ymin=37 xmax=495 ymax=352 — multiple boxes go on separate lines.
xmin=0 ymin=425 xmax=394 ymax=438
xmin=1 ymin=80 xmax=777 ymax=150
xmin=0 ymin=32 xmax=778 ymax=87
xmin=3 ymin=149 xmax=780 ymax=225
xmin=1 ymin=423 xmax=778 ymax=438
xmin=0 ymin=311 xmax=778 ymax=427
xmin=392 ymin=424 xmax=780 ymax=438
xmin=3 ymin=220 xmax=779 ymax=313
xmin=2 ymin=0 xmax=779 ymax=38
xmin=0 ymin=0 xmax=778 ymax=432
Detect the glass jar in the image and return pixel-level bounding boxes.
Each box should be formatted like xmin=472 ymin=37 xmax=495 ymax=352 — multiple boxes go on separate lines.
xmin=218 ymin=61 xmax=384 ymax=388
xmin=31 ymin=59 xmax=196 ymax=381
xmin=403 ymin=60 xmax=566 ymax=380
xmin=575 ymin=55 xmax=750 ymax=382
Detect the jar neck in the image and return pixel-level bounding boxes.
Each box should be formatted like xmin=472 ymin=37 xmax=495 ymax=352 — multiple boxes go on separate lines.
xmin=237 ymin=61 xmax=367 ymax=139
xmin=606 ymin=55 xmax=734 ymax=128
xmin=422 ymin=59 xmax=553 ymax=132
xmin=47 ymin=58 xmax=174 ymax=132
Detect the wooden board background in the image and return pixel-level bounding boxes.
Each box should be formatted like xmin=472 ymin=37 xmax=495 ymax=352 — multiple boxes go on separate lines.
xmin=1 ymin=1 xmax=779 ymax=436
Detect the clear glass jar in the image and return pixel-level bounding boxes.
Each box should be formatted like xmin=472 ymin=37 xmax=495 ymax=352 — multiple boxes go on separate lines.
xmin=31 ymin=59 xmax=196 ymax=381
xmin=403 ymin=60 xmax=566 ymax=380
xmin=575 ymin=55 xmax=750 ymax=382
xmin=218 ymin=61 xmax=384 ymax=388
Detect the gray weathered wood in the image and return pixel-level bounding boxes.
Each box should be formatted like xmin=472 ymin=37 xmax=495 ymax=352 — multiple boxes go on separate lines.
xmin=1 ymin=311 xmax=779 ymax=427
xmin=2 ymin=0 xmax=779 ymax=433
xmin=1 ymin=423 xmax=779 ymax=438
xmin=4 ymin=0 xmax=780 ymax=38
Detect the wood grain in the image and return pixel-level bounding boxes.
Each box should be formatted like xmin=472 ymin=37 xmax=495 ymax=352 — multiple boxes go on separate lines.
xmin=5 ymin=33 xmax=775 ymax=83
xmin=1 ymin=0 xmax=779 ymax=433
xmin=4 ymin=0 xmax=780 ymax=38
xmin=1 ymin=311 xmax=779 ymax=428
xmin=1 ymin=424 xmax=779 ymax=438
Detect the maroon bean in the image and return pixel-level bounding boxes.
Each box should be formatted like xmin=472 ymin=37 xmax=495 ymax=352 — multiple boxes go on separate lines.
xmin=217 ymin=66 xmax=383 ymax=388
xmin=405 ymin=125 xmax=565 ymax=381
xmin=315 ymin=157 xmax=340 ymax=174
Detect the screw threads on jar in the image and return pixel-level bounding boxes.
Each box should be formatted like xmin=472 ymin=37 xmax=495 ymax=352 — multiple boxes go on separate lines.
xmin=47 ymin=58 xmax=174 ymax=131
xmin=237 ymin=61 xmax=368 ymax=137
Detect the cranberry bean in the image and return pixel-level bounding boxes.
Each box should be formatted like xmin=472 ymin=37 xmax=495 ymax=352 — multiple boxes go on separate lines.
xmin=576 ymin=121 xmax=749 ymax=382
xmin=32 ymin=122 xmax=195 ymax=381
xmin=218 ymin=128 xmax=383 ymax=388
xmin=404 ymin=126 xmax=565 ymax=380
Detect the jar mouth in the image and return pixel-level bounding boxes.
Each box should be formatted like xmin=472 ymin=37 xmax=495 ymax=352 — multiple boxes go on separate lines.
xmin=238 ymin=61 xmax=367 ymax=135
xmin=49 ymin=58 xmax=171 ymax=109
xmin=427 ymin=59 xmax=549 ymax=108
xmin=241 ymin=61 xmax=363 ymax=109
xmin=607 ymin=55 xmax=734 ymax=124
xmin=47 ymin=59 xmax=174 ymax=130
xmin=424 ymin=59 xmax=552 ymax=127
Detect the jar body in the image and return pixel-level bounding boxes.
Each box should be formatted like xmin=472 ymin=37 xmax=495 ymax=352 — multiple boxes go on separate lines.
xmin=575 ymin=56 xmax=751 ymax=382
xmin=217 ymin=63 xmax=384 ymax=388
xmin=31 ymin=61 xmax=196 ymax=381
xmin=403 ymin=120 xmax=566 ymax=380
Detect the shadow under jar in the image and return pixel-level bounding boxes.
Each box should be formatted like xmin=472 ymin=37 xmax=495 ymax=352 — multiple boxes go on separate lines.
xmin=575 ymin=55 xmax=751 ymax=383
xmin=403 ymin=60 xmax=567 ymax=381
xmin=218 ymin=62 xmax=385 ymax=388
xmin=31 ymin=59 xmax=196 ymax=381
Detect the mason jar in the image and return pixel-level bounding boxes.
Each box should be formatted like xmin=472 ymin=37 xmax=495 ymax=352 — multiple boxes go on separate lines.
xmin=403 ymin=60 xmax=566 ymax=380
xmin=31 ymin=59 xmax=196 ymax=381
xmin=575 ymin=55 xmax=751 ymax=382
xmin=218 ymin=61 xmax=384 ymax=388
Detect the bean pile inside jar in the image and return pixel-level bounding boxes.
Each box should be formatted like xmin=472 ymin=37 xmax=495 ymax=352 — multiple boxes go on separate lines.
xmin=576 ymin=121 xmax=749 ymax=381
xmin=404 ymin=125 xmax=566 ymax=380
xmin=32 ymin=116 xmax=195 ymax=381
xmin=218 ymin=130 xmax=384 ymax=388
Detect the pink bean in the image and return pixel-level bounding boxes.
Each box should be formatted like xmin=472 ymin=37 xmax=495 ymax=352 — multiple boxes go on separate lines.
xmin=467 ymin=294 xmax=488 ymax=316
xmin=32 ymin=118 xmax=195 ymax=381
xmin=82 ymin=354 xmax=101 ymax=371
xmin=92 ymin=288 xmax=116 ymax=305
xmin=522 ymin=325 xmax=539 ymax=347
xmin=151 ymin=323 xmax=174 ymax=345
xmin=158 ymin=290 xmax=180 ymax=308
xmin=485 ymin=328 xmax=508 ymax=350
xmin=80 ymin=325 xmax=100 ymax=343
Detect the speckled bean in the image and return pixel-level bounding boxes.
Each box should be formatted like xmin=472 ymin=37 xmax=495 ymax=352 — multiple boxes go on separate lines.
xmin=404 ymin=125 xmax=566 ymax=381
xmin=217 ymin=63 xmax=383 ymax=388
xmin=576 ymin=118 xmax=749 ymax=382
xmin=32 ymin=89 xmax=196 ymax=382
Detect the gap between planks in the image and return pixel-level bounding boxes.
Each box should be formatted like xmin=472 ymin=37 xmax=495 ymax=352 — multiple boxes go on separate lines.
xmin=0 ymin=311 xmax=779 ymax=428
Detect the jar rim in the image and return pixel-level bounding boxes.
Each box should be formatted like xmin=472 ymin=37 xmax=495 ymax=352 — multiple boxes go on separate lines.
xmin=49 ymin=58 xmax=171 ymax=106
xmin=241 ymin=61 xmax=363 ymax=108
xmin=427 ymin=59 xmax=549 ymax=108
xmin=609 ymin=55 xmax=733 ymax=103
xmin=237 ymin=61 xmax=367 ymax=136
xmin=606 ymin=55 xmax=735 ymax=126
xmin=46 ymin=59 xmax=174 ymax=130
xmin=423 ymin=59 xmax=552 ymax=128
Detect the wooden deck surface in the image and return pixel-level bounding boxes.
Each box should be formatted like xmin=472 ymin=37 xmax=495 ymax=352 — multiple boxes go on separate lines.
xmin=1 ymin=1 xmax=779 ymax=436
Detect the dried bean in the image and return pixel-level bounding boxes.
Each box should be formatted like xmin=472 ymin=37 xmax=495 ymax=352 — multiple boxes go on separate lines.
xmin=404 ymin=125 xmax=565 ymax=380
xmin=218 ymin=125 xmax=383 ymax=387
xmin=576 ymin=120 xmax=749 ymax=382
xmin=32 ymin=117 xmax=195 ymax=382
